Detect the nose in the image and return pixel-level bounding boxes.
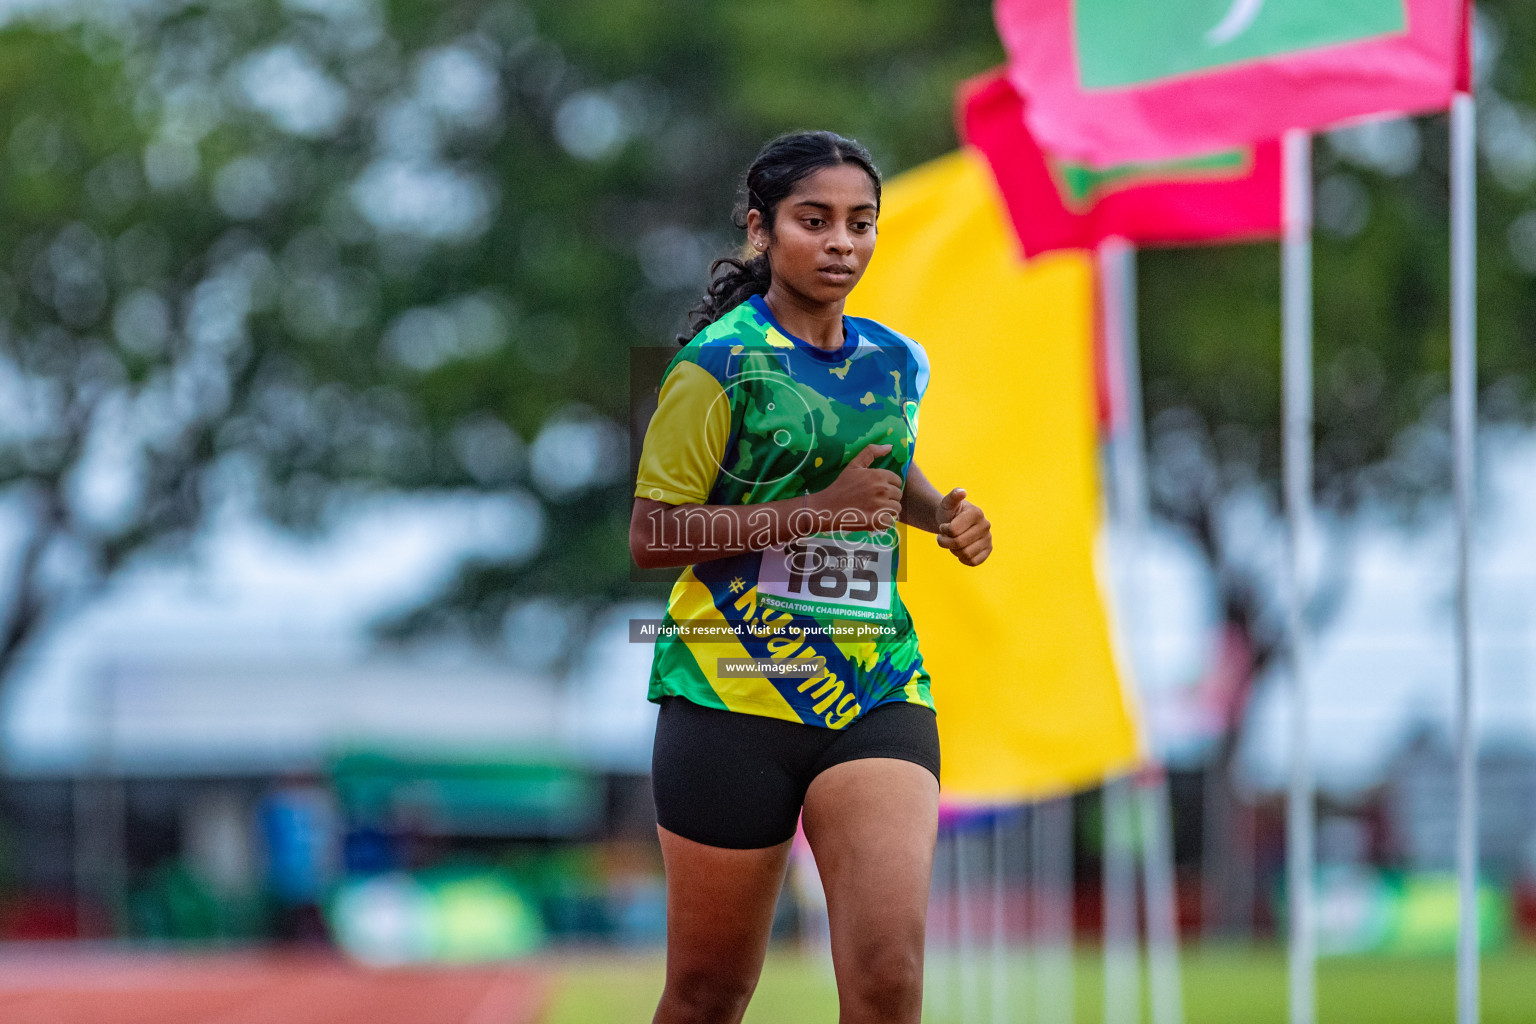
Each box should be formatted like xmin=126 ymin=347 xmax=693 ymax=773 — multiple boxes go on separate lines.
xmin=826 ymin=228 xmax=853 ymax=255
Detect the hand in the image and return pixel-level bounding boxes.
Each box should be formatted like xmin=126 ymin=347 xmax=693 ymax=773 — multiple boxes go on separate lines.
xmin=809 ymin=443 xmax=903 ymax=533
xmin=936 ymin=487 xmax=991 ymax=566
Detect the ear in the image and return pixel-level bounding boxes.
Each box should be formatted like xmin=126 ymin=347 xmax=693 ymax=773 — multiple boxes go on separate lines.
xmin=745 ymin=208 xmax=768 ymax=252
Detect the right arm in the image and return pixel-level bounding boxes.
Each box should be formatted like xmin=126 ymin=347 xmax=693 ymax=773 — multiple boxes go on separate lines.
xmin=629 ymin=443 xmax=902 ymax=570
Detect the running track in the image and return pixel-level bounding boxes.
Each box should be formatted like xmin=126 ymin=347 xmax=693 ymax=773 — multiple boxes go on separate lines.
xmin=0 ymin=950 xmax=549 ymax=1023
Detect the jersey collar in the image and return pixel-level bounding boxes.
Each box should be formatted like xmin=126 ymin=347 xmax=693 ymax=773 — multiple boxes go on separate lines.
xmin=748 ymin=294 xmax=861 ymax=363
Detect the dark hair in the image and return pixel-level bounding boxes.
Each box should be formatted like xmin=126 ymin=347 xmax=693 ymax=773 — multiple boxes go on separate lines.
xmin=677 ymin=130 xmax=882 ymax=344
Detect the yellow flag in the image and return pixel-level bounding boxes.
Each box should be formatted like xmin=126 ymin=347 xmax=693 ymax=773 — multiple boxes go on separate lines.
xmin=847 ymin=149 xmax=1142 ymax=803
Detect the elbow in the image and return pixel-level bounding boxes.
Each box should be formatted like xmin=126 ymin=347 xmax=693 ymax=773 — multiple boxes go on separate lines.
xmin=629 ymin=497 xmax=677 ymax=570
xmin=629 ymin=532 xmax=652 ymax=570
xmin=630 ymin=527 xmax=661 ymax=571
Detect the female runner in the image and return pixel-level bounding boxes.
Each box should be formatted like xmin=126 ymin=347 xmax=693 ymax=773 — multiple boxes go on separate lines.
xmin=629 ymin=130 xmax=992 ymax=1024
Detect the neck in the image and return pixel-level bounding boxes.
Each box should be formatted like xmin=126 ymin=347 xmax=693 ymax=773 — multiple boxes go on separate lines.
xmin=762 ymin=285 xmax=845 ymax=351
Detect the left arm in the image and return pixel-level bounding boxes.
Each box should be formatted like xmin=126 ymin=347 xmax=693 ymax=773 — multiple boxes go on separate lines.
xmin=898 ymin=461 xmax=945 ymax=533
xmin=900 ymin=461 xmax=993 ymax=566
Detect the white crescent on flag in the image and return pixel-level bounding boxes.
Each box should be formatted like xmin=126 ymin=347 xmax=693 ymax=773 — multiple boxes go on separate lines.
xmin=1205 ymin=0 xmax=1265 ymax=46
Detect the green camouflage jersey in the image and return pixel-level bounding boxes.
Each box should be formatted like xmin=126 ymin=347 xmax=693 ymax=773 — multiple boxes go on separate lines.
xmin=634 ymin=294 xmax=932 ymax=729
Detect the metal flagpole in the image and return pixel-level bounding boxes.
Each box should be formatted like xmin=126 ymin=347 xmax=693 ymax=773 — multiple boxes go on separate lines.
xmin=1138 ymin=771 xmax=1185 ymax=1024
xmin=992 ymin=812 xmax=1009 ymax=1024
xmin=1450 ymin=90 xmax=1480 ymax=1024
xmin=1097 ymin=238 xmax=1140 ymax=1024
xmin=1035 ymin=797 xmax=1074 ymax=1024
xmin=930 ymin=826 xmax=957 ymax=1022
xmin=1028 ymin=804 xmax=1041 ymax=1024
xmin=1024 ymin=805 xmax=1039 ymax=1024
xmin=1101 ymin=236 xmax=1187 ymax=1024
xmin=1281 ymin=127 xmax=1316 ymax=1024
xmin=1102 ymin=777 xmax=1139 ymax=1024
xmin=947 ymin=827 xmax=964 ymax=1024
xmin=957 ymin=824 xmax=982 ymax=1024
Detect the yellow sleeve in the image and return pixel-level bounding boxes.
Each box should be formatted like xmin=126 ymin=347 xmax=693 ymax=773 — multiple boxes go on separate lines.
xmin=635 ymin=359 xmax=730 ymax=504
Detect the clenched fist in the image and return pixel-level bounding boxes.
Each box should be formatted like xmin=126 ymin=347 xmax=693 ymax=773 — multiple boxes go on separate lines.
xmin=808 ymin=443 xmax=903 ymax=533
xmin=936 ymin=487 xmax=991 ymax=566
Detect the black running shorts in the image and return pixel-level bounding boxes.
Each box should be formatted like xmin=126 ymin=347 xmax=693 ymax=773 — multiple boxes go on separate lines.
xmin=651 ymin=696 xmax=941 ymax=850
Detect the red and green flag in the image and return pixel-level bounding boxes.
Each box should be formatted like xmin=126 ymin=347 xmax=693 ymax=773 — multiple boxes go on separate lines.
xmin=995 ymin=0 xmax=1471 ymax=164
xmin=960 ymin=71 xmax=1281 ymax=257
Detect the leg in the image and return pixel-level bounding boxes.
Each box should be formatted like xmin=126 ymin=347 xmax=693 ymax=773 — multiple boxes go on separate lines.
xmin=652 ymin=825 xmax=791 ymax=1024
xmin=802 ymin=757 xmax=940 ymax=1024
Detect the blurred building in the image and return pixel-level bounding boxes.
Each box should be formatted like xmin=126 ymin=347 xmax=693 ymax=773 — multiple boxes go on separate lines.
xmin=0 ymin=651 xmax=662 ymax=946
xmin=1381 ymin=727 xmax=1536 ymax=880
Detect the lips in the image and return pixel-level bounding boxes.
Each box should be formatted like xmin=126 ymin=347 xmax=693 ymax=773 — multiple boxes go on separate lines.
xmin=818 ymin=264 xmax=854 ymax=280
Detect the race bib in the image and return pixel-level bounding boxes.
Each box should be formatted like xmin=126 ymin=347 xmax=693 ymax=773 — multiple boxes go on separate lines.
xmin=757 ymin=532 xmax=896 ymax=621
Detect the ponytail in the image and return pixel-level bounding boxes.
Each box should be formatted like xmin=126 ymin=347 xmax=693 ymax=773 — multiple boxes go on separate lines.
xmin=676 ymin=130 xmax=881 ymax=345
xmin=677 ymin=253 xmax=772 ymax=344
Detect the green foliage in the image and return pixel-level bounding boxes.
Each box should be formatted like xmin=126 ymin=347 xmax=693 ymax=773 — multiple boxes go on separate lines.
xmin=3 ymin=0 xmax=1535 ymax=692
xmin=1144 ymin=1 xmax=1536 ymax=530
xmin=0 ymin=0 xmax=1004 ymax=681
xmin=1135 ymin=2 xmax=1536 ymax=726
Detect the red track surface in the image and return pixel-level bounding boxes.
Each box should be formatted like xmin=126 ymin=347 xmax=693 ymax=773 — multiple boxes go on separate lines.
xmin=0 ymin=949 xmax=549 ymax=1024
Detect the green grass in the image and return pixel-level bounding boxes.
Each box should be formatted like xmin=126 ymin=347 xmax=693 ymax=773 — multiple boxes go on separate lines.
xmin=541 ymin=943 xmax=1536 ymax=1023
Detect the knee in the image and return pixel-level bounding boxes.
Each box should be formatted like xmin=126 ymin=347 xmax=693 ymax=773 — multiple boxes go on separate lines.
xmin=657 ymin=968 xmax=757 ymax=1024
xmin=843 ymin=940 xmax=923 ymax=1020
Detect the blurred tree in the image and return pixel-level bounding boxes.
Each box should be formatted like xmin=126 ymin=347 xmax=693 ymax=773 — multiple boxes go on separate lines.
xmin=0 ymin=0 xmax=1003 ymax=689
xmin=1135 ymin=0 xmax=1536 ymax=933
xmin=1139 ymin=1 xmax=1536 ymax=766
xmin=0 ymin=23 xmax=235 ymax=684
xmin=0 ymin=0 xmax=1533 ymax=813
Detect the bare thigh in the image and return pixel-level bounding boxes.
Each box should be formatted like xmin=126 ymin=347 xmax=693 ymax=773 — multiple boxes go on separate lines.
xmin=652 ymin=825 xmax=791 ymax=1024
xmin=802 ymin=757 xmax=940 ymax=1024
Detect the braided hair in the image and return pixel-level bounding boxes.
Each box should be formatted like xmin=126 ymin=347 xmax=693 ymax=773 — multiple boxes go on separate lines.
xmin=678 ymin=130 xmax=882 ymax=344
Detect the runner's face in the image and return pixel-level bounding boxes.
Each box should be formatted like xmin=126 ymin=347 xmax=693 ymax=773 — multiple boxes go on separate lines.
xmin=750 ymin=163 xmax=878 ymax=306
